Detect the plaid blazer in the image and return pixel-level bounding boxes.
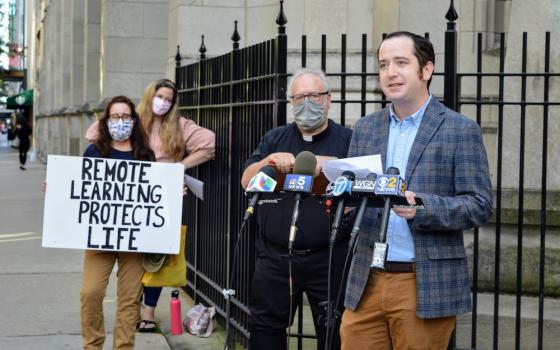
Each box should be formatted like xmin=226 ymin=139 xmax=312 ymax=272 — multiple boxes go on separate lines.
xmin=344 ymin=98 xmax=493 ymax=318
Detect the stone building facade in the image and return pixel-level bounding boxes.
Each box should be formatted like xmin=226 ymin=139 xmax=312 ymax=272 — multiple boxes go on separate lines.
xmin=28 ymin=0 xmax=560 ymax=253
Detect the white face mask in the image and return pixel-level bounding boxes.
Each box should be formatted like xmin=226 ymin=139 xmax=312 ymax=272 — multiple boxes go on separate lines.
xmin=152 ymin=97 xmax=172 ymax=116
xmin=107 ymin=119 xmax=134 ymax=142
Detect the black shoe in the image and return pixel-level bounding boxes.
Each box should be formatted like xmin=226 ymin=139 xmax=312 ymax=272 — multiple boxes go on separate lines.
xmin=19 ymin=165 xmax=25 ymax=170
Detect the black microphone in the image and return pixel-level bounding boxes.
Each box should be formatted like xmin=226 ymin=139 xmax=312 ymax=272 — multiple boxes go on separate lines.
xmin=329 ymin=171 xmax=355 ymax=245
xmin=283 ymin=151 xmax=317 ymax=251
xmin=374 ymin=167 xmax=406 ymax=243
xmin=369 ymin=167 xmax=405 ymax=269
xmin=243 ymin=165 xmax=279 ymax=221
xmin=323 ymin=170 xmax=355 ymax=350
xmin=348 ymin=172 xmax=378 ymax=250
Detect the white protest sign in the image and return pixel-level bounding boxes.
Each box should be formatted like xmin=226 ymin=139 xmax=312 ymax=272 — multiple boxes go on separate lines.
xmin=42 ymin=155 xmax=184 ymax=254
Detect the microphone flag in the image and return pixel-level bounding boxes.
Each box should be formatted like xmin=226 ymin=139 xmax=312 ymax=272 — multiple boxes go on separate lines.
xmin=374 ymin=173 xmax=406 ymax=197
xmin=247 ymin=171 xmax=277 ymax=193
xmin=331 ymin=175 xmax=352 ymax=197
xmin=283 ymin=174 xmax=313 ymax=192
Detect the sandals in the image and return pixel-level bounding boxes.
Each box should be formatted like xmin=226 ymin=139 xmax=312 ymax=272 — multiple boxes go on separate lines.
xmin=137 ymin=320 xmax=158 ymax=333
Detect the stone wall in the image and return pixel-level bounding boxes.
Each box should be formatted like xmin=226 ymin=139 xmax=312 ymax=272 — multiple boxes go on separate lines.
xmin=32 ymin=0 xmax=168 ymax=119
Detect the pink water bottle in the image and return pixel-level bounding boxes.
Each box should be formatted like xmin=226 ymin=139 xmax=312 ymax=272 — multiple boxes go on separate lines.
xmin=170 ymin=290 xmax=183 ymax=335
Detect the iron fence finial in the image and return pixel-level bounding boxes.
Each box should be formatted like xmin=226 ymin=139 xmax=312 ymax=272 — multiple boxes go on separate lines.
xmin=199 ymin=35 xmax=207 ymax=60
xmin=231 ymin=20 xmax=241 ymax=49
xmin=276 ymin=0 xmax=287 ymax=34
xmin=175 ymin=45 xmax=181 ymax=67
xmin=445 ymin=0 xmax=458 ymax=26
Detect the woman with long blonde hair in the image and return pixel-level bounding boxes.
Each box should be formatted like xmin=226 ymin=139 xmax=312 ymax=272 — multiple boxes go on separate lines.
xmin=86 ymin=79 xmax=215 ymax=332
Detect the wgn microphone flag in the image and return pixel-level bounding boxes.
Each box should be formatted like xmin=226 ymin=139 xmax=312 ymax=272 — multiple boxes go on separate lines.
xmin=243 ymin=165 xmax=278 ymax=221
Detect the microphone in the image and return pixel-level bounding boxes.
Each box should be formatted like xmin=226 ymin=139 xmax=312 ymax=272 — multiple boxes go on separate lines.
xmin=329 ymin=171 xmax=355 ymax=245
xmin=348 ymin=172 xmax=378 ymax=250
xmin=282 ymin=151 xmax=316 ymax=193
xmin=243 ymin=165 xmax=278 ymax=221
xmin=324 ymin=170 xmax=355 ymax=350
xmin=369 ymin=167 xmax=405 ymax=269
xmin=374 ymin=167 xmax=406 ymax=243
xmin=284 ymin=151 xmax=317 ymax=251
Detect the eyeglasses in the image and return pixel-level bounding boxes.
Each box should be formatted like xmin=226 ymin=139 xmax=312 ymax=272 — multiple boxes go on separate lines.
xmin=109 ymin=113 xmax=133 ymax=122
xmin=289 ymin=91 xmax=329 ymax=105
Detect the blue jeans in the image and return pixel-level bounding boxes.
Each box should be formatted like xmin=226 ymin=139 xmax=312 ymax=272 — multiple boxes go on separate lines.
xmin=143 ymin=287 xmax=162 ymax=308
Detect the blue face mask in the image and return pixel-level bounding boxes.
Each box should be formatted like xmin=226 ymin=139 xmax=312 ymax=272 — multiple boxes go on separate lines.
xmin=107 ymin=119 xmax=134 ymax=141
xmin=292 ymin=100 xmax=326 ymax=132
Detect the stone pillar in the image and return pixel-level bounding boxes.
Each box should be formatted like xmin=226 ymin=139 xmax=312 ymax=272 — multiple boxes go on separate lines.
xmin=100 ymin=0 xmax=168 ymax=99
xmin=71 ymin=0 xmax=84 ymax=106
xmin=83 ymin=0 xmax=101 ymax=102
xmin=60 ymin=0 xmax=72 ymax=107
xmin=44 ymin=0 xmax=60 ymax=113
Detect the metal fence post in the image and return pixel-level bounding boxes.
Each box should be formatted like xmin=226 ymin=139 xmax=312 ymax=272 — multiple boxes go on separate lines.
xmin=444 ymin=5 xmax=459 ymax=350
xmin=175 ymin=45 xmax=182 ymax=80
xmin=443 ymin=0 xmax=458 ymax=110
xmin=225 ymin=20 xmax=241 ymax=350
xmin=199 ymin=35 xmax=207 ymax=61
xmin=274 ymin=0 xmax=288 ymax=126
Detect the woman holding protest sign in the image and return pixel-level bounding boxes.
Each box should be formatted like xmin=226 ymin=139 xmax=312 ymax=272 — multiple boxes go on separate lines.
xmin=80 ymin=95 xmax=155 ymax=349
xmin=86 ymin=79 xmax=215 ymax=332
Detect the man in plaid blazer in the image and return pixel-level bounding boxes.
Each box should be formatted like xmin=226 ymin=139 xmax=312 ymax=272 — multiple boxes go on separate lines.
xmin=339 ymin=32 xmax=493 ymax=349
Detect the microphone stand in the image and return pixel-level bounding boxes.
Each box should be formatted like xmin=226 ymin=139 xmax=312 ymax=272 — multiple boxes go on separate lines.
xmin=326 ymin=195 xmax=369 ymax=348
xmin=222 ymin=218 xmax=249 ymax=350
xmin=286 ymin=192 xmax=302 ymax=350
xmin=348 ymin=196 xmax=369 ymax=252
xmin=378 ymin=196 xmax=392 ymax=243
xmin=323 ymin=199 xmax=346 ymax=350
xmin=288 ymin=193 xmax=303 ymax=252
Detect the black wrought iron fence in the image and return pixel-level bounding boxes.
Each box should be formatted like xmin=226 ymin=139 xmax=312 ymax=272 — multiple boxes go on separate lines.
xmin=175 ymin=1 xmax=558 ymax=349
xmin=176 ymin=17 xmax=287 ymax=348
xmin=455 ymin=31 xmax=559 ymax=350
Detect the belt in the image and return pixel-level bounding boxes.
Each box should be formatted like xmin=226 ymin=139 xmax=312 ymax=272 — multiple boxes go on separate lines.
xmin=384 ymin=261 xmax=415 ymax=273
xmin=290 ymin=248 xmax=316 ymax=256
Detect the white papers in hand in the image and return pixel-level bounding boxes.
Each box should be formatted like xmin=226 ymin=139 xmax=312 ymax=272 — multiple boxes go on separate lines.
xmin=184 ymin=174 xmax=204 ymax=200
xmin=322 ymin=155 xmax=383 ymax=182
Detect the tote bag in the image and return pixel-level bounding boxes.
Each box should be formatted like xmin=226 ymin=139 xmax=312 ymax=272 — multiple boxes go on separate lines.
xmin=142 ymin=225 xmax=187 ymax=287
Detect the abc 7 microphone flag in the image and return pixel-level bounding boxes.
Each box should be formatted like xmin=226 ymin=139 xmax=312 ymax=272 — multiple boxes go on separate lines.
xmin=325 ymin=174 xmax=353 ymax=197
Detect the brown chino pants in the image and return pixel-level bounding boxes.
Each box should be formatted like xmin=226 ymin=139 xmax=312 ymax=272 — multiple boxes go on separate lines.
xmin=80 ymin=250 xmax=144 ymax=350
xmin=340 ymin=271 xmax=455 ymax=350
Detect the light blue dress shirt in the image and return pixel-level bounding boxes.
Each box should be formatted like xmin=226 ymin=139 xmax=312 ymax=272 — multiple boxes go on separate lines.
xmin=385 ymin=95 xmax=432 ymax=262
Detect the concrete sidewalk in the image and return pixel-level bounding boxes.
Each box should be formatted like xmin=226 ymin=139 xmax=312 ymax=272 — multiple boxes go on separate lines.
xmin=2 ymin=139 xmax=558 ymax=349
xmin=0 ymin=143 xmax=225 ymax=349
